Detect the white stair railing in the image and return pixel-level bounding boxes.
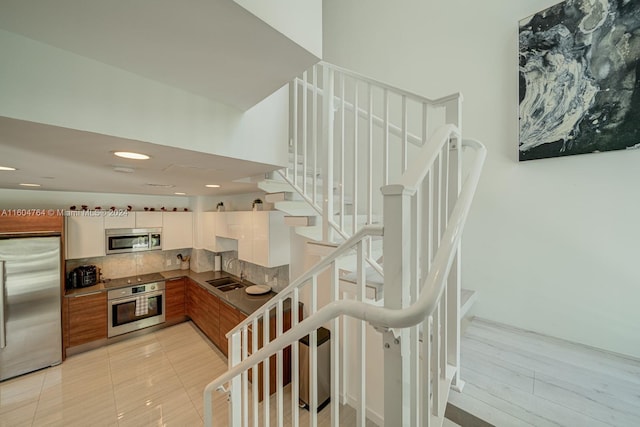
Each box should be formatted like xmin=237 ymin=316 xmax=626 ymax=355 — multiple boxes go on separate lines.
xmin=284 ymin=62 xmax=463 ymax=244
xmin=203 ymin=125 xmax=486 ymax=426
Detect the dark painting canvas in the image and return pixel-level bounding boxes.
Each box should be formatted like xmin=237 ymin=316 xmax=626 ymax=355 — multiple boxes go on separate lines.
xmin=519 ymin=0 xmax=640 ymax=161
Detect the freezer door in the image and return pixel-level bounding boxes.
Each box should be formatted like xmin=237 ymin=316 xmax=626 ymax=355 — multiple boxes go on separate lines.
xmin=0 ymin=236 xmax=62 ymax=381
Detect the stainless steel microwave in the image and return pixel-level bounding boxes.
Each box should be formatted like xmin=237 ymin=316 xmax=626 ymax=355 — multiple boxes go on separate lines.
xmin=105 ymin=228 xmax=162 ymax=254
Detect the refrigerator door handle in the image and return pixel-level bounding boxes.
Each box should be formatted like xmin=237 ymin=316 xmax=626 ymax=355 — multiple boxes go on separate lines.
xmin=0 ymin=260 xmax=5 ymax=349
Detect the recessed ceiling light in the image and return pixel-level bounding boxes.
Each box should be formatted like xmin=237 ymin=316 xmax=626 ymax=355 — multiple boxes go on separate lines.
xmin=113 ymin=151 xmax=150 ymax=160
xmin=174 ymin=192 xmax=187 ymax=196
xmin=205 ymin=184 xmax=220 ymax=188
xmin=19 ymin=183 xmax=41 ymax=187
xmin=0 ymin=166 xmax=17 ymax=171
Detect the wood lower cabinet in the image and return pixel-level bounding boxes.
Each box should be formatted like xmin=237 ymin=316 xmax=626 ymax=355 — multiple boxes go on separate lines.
xmin=67 ymin=292 xmax=107 ymax=347
xmin=219 ymin=300 xmax=242 ymax=357
xmin=165 ymin=277 xmax=186 ymax=321
xmin=245 ymin=307 xmax=300 ymax=401
xmin=186 ymin=278 xmax=220 ymax=348
xmin=185 ymin=278 xmax=302 ymax=401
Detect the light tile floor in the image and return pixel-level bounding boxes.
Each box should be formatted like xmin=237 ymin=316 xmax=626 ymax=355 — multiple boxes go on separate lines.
xmin=0 ymin=322 xmax=224 ymax=427
xmin=0 ymin=321 xmax=376 ymax=427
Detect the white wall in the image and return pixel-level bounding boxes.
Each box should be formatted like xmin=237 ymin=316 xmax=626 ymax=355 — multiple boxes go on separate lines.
xmin=234 ymin=0 xmax=322 ymax=58
xmin=324 ymin=0 xmax=640 ymax=358
xmin=0 ymin=29 xmax=289 ymax=168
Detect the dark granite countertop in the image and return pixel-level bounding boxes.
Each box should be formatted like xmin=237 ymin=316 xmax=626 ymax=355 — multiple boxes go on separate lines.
xmin=161 ymin=269 xmax=278 ymax=316
xmin=65 ymin=268 xmax=281 ymax=317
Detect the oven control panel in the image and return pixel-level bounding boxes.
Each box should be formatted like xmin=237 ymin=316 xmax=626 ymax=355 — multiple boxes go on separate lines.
xmin=132 ymin=283 xmax=158 ymax=293
xmin=107 ymin=281 xmax=165 ymax=299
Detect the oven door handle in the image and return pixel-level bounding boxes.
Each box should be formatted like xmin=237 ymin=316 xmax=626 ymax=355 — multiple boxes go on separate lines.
xmin=109 ymin=290 xmax=164 ymax=304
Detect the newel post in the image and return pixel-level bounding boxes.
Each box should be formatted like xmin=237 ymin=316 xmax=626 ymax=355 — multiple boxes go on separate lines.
xmin=444 ymin=96 xmax=464 ymax=391
xmin=381 ymin=183 xmax=415 ymax=426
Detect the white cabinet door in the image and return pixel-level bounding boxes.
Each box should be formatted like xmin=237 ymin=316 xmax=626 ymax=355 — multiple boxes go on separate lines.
xmin=252 ymin=211 xmax=269 ymax=267
xmin=237 ymin=212 xmax=253 ymax=262
xmin=103 ymin=212 xmax=135 ymax=229
xmin=227 ymin=212 xmax=243 ymax=240
xmin=65 ymin=215 xmax=105 ymax=259
xmin=200 ymin=212 xmax=238 ymax=252
xmin=201 ymin=212 xmax=216 ymax=251
xmin=251 ymin=211 xmax=290 ymax=267
xmin=136 ymin=212 xmax=163 ymax=228
xmin=215 ymin=212 xmax=232 ymax=239
xmin=162 ymin=212 xmax=193 ymax=250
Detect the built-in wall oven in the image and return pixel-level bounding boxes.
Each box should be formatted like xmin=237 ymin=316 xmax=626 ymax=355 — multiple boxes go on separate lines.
xmin=107 ymin=281 xmax=165 ymax=337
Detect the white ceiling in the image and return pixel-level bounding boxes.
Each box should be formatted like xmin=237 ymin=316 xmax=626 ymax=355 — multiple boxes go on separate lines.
xmin=0 ymin=117 xmax=277 ymax=196
xmin=0 ymin=0 xmax=317 ymax=111
xmin=0 ymin=0 xmax=319 ymax=197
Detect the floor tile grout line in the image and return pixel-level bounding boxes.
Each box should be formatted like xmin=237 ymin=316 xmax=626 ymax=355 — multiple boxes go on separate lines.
xmin=29 ymin=370 xmax=46 ymax=427
xmin=108 ymin=343 xmax=120 ymax=425
xmin=110 ymin=333 xmax=167 ymax=425
xmin=153 ymin=325 xmax=208 ymax=423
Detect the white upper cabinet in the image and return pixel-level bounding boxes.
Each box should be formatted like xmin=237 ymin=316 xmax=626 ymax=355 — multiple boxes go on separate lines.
xmin=103 ymin=212 xmax=135 ymax=229
xmin=136 ymin=211 xmax=163 ymax=228
xmin=201 ymin=212 xmax=236 ymax=253
xmin=251 ymin=211 xmax=290 ymax=267
xmin=236 ymin=212 xmax=253 ymax=263
xmin=209 ymin=210 xmax=290 ymax=266
xmin=215 ymin=212 xmax=232 ymax=239
xmin=162 ymin=212 xmax=193 ymax=250
xmin=103 ymin=211 xmax=163 ymax=229
xmin=65 ymin=214 xmax=105 ymax=259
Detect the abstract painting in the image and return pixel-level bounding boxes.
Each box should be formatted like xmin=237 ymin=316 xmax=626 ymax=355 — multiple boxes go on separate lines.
xmin=519 ymin=0 xmax=640 ymax=161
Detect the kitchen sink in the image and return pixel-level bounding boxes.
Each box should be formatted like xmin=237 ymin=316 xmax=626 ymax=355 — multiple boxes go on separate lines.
xmin=216 ymin=283 xmax=245 ymax=292
xmin=206 ymin=277 xmax=238 ymax=287
xmin=206 ymin=277 xmax=245 ymax=292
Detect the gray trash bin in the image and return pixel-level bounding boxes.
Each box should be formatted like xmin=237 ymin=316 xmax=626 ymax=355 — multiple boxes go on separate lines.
xmin=299 ymin=327 xmax=331 ymax=411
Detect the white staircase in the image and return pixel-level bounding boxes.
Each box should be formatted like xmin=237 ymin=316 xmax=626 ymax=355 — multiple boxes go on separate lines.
xmin=204 ymin=62 xmax=487 ymax=426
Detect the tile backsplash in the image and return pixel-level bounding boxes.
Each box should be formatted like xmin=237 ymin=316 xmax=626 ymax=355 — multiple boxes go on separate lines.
xmin=65 ymin=249 xmax=192 ymax=281
xmin=65 ymin=248 xmax=289 ymax=292
xmin=220 ymin=251 xmax=289 ymax=292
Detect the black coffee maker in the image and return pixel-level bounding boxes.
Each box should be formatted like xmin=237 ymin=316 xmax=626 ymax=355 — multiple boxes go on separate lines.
xmin=67 ymin=265 xmax=98 ymax=289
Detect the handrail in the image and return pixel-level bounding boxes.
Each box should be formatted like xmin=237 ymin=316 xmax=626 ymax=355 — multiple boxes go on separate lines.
xmin=294 ymin=65 xmax=463 ymax=149
xmin=320 ymin=61 xmax=463 ymax=106
xmin=294 ymin=77 xmax=425 ymax=147
xmin=203 ymin=138 xmax=486 ymax=413
xmin=398 ymin=124 xmax=461 ymax=190
xmin=226 ymin=224 xmax=384 ymax=337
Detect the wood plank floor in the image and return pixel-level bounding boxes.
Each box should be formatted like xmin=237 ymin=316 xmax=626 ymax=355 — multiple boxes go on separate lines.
xmin=449 ymin=318 xmax=640 ymax=426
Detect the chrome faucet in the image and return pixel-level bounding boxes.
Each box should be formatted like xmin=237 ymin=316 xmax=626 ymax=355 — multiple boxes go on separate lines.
xmin=225 ymin=258 xmax=245 ymax=280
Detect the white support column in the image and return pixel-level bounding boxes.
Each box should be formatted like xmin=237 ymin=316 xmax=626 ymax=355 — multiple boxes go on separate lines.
xmin=381 ymin=184 xmax=415 ymax=426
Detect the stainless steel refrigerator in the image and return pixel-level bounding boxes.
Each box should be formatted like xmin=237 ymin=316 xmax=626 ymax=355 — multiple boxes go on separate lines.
xmin=0 ymin=235 xmax=62 ymax=381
